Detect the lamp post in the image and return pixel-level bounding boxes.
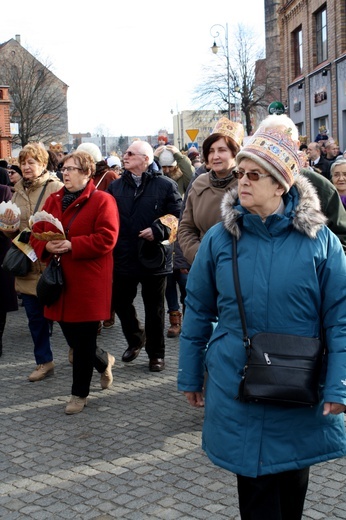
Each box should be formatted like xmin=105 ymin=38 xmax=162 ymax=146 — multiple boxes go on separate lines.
xmin=234 ymin=84 xmax=240 ymax=122
xmin=210 ymin=23 xmax=231 ymax=120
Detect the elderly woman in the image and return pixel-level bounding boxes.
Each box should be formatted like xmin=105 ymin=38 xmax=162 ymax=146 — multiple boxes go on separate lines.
xmin=178 ymin=125 xmax=346 ymax=519
xmin=178 ymin=117 xmax=244 ymax=264
xmin=331 ymin=158 xmax=346 ymax=209
xmin=4 ymin=143 xmax=63 ymax=381
xmin=31 ymin=151 xmax=120 ymax=414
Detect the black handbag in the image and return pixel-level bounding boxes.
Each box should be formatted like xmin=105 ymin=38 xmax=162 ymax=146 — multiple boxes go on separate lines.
xmin=1 ymin=243 xmax=31 ymax=276
xmin=36 ymin=255 xmax=63 ymax=307
xmin=1 ymin=181 xmax=49 ymax=277
xmin=232 ymin=236 xmax=324 ymax=408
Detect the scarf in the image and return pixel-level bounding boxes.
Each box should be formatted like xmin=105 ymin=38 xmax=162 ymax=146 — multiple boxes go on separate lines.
xmin=131 ymin=173 xmax=142 ymax=187
xmin=62 ymin=186 xmax=86 ymax=212
xmin=209 ymin=169 xmax=234 ymax=189
xmin=22 ymin=170 xmax=47 ymax=189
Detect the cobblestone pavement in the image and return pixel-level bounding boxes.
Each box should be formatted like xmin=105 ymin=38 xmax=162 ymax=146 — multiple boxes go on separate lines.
xmin=1 ymin=300 xmax=346 ymax=519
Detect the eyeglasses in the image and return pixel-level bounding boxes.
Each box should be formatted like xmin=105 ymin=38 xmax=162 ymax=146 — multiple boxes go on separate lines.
xmin=233 ymin=169 xmax=271 ymax=181
xmin=123 ymin=151 xmax=146 ymax=157
xmin=332 ymin=172 xmax=346 ymax=178
xmin=61 ymin=166 xmax=83 ymax=173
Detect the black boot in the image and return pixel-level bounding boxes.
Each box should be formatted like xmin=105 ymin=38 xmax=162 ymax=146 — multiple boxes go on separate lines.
xmin=0 ymin=312 xmax=6 ymax=357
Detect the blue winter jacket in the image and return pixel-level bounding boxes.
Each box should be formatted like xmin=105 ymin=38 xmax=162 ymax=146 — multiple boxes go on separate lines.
xmin=178 ymin=175 xmax=346 ymax=478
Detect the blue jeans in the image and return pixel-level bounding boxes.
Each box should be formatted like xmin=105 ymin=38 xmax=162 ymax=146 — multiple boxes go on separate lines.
xmin=165 ymin=270 xmax=188 ymax=312
xmin=21 ymin=294 xmax=53 ymax=365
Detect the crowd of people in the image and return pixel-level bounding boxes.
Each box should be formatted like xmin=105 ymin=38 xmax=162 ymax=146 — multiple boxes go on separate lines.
xmin=1 ymin=115 xmax=346 ymax=518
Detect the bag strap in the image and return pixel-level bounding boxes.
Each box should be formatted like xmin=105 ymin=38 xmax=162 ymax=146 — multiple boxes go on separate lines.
xmin=65 ymin=189 xmax=96 ymax=236
xmin=232 ymin=235 xmax=251 ymax=349
xmin=33 ymin=180 xmax=49 ymax=214
xmin=94 ymin=171 xmax=108 ymax=189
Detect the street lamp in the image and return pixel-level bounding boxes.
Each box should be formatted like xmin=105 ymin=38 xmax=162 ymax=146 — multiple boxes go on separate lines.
xmin=210 ymin=23 xmax=231 ymax=120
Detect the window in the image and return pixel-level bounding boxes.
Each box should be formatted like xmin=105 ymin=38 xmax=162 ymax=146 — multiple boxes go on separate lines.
xmin=293 ymin=27 xmax=303 ymax=77
xmin=316 ymin=7 xmax=327 ymax=64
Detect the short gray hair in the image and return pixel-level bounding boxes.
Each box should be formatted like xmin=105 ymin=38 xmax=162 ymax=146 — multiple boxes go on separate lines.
xmin=331 ymin=158 xmax=346 ymax=176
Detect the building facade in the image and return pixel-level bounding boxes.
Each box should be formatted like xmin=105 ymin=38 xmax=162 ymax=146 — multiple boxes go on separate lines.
xmin=0 ymin=86 xmax=12 ymax=160
xmin=172 ymin=110 xmax=224 ymax=151
xmin=264 ymin=0 xmax=346 ymax=147
xmin=0 ymin=35 xmax=69 ymax=155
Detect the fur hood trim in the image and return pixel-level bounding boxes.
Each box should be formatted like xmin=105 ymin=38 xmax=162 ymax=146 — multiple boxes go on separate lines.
xmin=221 ymin=173 xmax=327 ymax=239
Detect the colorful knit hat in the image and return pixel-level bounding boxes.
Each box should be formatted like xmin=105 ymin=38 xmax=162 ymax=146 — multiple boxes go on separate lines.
xmin=212 ymin=117 xmax=244 ymax=148
xmin=236 ymin=128 xmax=301 ymax=193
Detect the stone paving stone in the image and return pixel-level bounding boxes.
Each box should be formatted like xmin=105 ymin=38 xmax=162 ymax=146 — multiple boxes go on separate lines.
xmin=1 ymin=300 xmax=346 ymax=519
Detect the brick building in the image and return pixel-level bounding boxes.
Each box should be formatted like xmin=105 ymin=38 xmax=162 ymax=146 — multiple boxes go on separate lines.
xmin=264 ymin=0 xmax=346 ymax=147
xmin=0 ymin=35 xmax=69 ymax=154
xmin=0 ymin=86 xmax=12 ymax=160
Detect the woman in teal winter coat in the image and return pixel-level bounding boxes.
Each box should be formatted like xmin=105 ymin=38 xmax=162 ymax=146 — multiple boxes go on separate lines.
xmin=178 ymin=125 xmax=346 ymax=520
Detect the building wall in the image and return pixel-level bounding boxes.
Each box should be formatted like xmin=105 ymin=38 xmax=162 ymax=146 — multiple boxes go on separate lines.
xmin=0 ymin=37 xmax=69 ymax=150
xmin=0 ymin=86 xmax=12 ymax=159
xmin=264 ymin=0 xmax=346 ymax=147
xmin=173 ymin=110 xmax=223 ymax=151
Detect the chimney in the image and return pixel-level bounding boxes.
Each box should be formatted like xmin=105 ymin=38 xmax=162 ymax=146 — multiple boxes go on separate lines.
xmin=15 ymin=34 xmax=21 ymax=44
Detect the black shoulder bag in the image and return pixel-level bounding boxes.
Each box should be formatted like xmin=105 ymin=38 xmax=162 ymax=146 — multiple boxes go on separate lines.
xmin=233 ymin=235 xmax=324 ymax=408
xmin=2 ymin=181 xmax=49 ymax=277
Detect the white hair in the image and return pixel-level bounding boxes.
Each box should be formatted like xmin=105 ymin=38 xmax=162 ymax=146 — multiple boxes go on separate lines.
xmin=257 ymin=114 xmax=299 ymax=142
xmin=134 ymin=140 xmax=154 ymax=164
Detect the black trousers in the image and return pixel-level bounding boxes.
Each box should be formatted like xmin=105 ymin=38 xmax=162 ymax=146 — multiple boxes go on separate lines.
xmin=59 ymin=321 xmax=108 ymax=398
xmin=113 ymin=274 xmax=166 ymax=359
xmin=237 ymin=467 xmax=310 ymax=520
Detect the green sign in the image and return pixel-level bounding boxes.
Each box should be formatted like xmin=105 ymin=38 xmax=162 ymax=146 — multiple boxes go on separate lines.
xmin=268 ymin=101 xmax=285 ymax=115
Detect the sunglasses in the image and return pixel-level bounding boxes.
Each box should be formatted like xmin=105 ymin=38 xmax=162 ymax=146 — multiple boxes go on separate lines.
xmin=124 ymin=151 xmax=146 ymax=157
xmin=233 ymin=169 xmax=271 ymax=181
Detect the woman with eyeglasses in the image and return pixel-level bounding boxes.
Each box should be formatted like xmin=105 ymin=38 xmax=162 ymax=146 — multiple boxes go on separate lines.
xmin=3 ymin=143 xmax=63 ymax=381
xmin=178 ymin=116 xmax=346 ymax=520
xmin=178 ymin=117 xmax=244 ymax=265
xmin=331 ymin=159 xmax=346 ymax=209
xmin=30 ymin=151 xmax=120 ymax=414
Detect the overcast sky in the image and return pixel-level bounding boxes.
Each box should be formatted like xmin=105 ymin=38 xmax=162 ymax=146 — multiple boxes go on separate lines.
xmin=3 ymin=0 xmax=265 ymax=137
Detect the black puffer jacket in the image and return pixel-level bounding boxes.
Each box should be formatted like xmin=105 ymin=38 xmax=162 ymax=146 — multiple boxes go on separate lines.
xmin=107 ymin=165 xmax=182 ymax=276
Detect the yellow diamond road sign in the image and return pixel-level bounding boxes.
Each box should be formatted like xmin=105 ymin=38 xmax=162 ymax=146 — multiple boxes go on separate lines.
xmin=186 ymin=129 xmax=199 ymax=141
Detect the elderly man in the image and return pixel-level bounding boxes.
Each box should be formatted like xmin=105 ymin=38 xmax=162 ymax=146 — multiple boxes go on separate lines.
xmin=107 ymin=140 xmax=182 ymax=372
xmin=306 ymin=141 xmax=331 ymax=180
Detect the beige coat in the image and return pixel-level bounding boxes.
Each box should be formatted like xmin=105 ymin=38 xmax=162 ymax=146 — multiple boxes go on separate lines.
xmin=178 ymin=172 xmax=237 ymax=264
xmin=10 ymin=173 xmax=63 ymax=295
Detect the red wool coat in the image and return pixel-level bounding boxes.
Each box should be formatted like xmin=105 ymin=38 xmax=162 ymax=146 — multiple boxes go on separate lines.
xmin=30 ymin=181 xmax=119 ymax=323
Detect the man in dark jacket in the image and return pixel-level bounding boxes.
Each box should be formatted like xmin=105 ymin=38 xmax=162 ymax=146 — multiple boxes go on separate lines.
xmin=307 ymin=142 xmax=331 ymax=180
xmin=107 ymin=140 xmax=182 ymax=372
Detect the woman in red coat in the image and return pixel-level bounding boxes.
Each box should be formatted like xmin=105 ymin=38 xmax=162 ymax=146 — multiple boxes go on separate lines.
xmin=31 ymin=151 xmax=119 ymax=414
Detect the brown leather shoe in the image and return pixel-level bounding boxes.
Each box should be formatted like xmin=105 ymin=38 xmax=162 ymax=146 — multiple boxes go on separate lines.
xmin=149 ymin=358 xmax=165 ymax=372
xmin=28 ymin=361 xmax=55 ymax=382
xmin=122 ymin=346 xmax=142 ymax=363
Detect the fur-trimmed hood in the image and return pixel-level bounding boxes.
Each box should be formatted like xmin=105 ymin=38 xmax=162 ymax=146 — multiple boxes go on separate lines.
xmin=221 ymin=173 xmax=327 ymax=239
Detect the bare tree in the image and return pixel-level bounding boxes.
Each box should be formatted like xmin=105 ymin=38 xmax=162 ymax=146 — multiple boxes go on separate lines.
xmin=194 ymin=24 xmax=276 ymax=135
xmin=0 ymin=43 xmax=68 ymax=147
